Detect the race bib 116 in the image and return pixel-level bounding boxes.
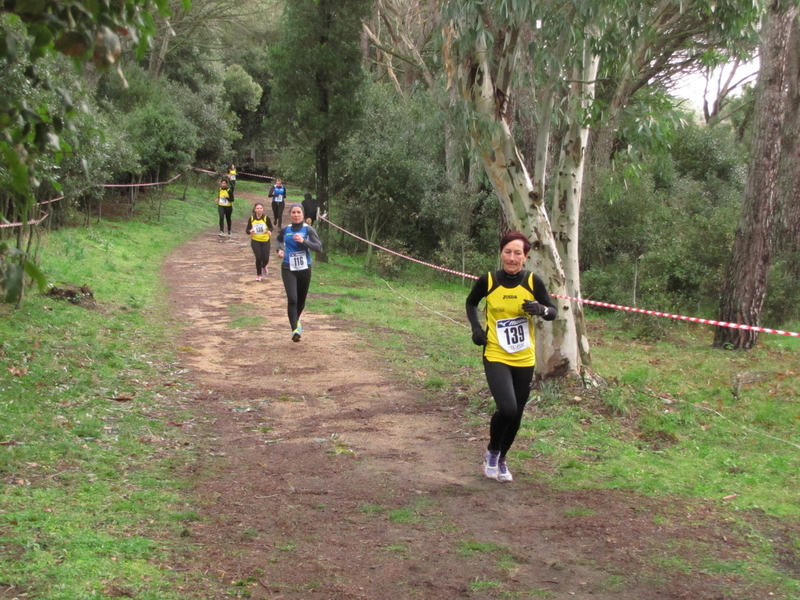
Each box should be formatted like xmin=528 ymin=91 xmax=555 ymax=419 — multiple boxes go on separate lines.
xmin=289 ymin=251 xmax=309 ymax=271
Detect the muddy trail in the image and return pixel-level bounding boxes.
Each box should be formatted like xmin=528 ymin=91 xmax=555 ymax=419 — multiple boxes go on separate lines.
xmin=161 ymin=191 xmax=775 ymax=600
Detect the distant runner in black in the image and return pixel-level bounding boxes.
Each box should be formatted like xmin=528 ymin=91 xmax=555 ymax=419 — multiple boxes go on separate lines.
xmin=302 ymin=193 xmax=318 ymax=226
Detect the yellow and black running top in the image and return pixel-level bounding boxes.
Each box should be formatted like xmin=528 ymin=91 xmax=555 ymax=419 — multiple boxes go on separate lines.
xmin=247 ymin=214 xmax=272 ymax=242
xmin=217 ymin=187 xmax=232 ymax=207
xmin=465 ymin=269 xmax=558 ymax=368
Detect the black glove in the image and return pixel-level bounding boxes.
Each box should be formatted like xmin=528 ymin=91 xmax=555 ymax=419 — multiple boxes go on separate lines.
xmin=522 ymin=300 xmax=547 ymax=317
xmin=471 ymin=327 xmax=487 ymax=346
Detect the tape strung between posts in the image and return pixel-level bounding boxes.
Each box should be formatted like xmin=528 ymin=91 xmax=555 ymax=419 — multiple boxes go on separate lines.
xmin=318 ymin=214 xmax=800 ymax=339
xmin=3 ymin=173 xmax=184 ymax=228
xmin=190 ymin=166 xmax=274 ymax=181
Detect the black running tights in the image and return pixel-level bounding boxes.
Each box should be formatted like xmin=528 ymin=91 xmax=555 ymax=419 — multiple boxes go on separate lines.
xmin=281 ymin=266 xmax=312 ymax=330
xmin=218 ymin=205 xmax=233 ymax=233
xmin=251 ymin=240 xmax=271 ymax=275
xmin=272 ymin=201 xmax=284 ymax=228
xmin=483 ymin=358 xmax=534 ymax=457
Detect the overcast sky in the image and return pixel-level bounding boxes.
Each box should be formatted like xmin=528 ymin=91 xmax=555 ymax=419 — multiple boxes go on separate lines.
xmin=672 ymin=60 xmax=760 ymax=110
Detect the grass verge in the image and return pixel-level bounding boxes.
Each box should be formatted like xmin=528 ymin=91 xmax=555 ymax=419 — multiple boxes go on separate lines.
xmin=0 ymin=183 xmax=217 ymax=599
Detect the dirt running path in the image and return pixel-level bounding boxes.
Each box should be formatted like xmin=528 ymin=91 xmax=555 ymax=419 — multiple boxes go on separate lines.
xmin=161 ymin=191 xmax=766 ymax=600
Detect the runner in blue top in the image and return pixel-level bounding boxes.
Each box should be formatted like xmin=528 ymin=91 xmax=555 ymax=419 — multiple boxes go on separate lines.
xmin=276 ymin=203 xmax=323 ymax=342
xmin=268 ymin=178 xmax=287 ymax=229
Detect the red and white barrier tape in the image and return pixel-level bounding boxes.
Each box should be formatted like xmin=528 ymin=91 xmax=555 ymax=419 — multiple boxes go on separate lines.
xmin=237 ymin=170 xmax=274 ymax=181
xmin=3 ymin=174 xmax=184 ymax=229
xmin=0 ymin=212 xmax=50 ymax=229
xmin=556 ymin=296 xmax=800 ymax=337
xmin=191 ymin=167 xmax=220 ymax=176
xmin=321 ymin=215 xmax=479 ymax=279
xmin=101 ymin=173 xmax=182 ymax=188
xmin=190 ymin=166 xmax=274 ymax=181
xmin=38 ymin=196 xmax=65 ymax=206
xmin=319 ymin=214 xmax=800 ymax=338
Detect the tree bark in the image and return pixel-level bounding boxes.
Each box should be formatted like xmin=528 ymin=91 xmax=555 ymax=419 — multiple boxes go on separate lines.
xmin=550 ymin=43 xmax=599 ymax=367
xmin=314 ymin=138 xmax=330 ymax=263
xmin=714 ymin=0 xmax=799 ymax=349
xmin=776 ymin=15 xmax=800 ymax=276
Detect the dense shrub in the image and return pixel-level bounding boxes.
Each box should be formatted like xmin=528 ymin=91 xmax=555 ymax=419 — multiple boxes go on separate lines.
xmin=581 ymin=121 xmax=745 ymax=316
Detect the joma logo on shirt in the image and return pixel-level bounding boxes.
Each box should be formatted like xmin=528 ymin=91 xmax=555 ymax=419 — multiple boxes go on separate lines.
xmin=503 ymin=294 xmax=518 ymax=299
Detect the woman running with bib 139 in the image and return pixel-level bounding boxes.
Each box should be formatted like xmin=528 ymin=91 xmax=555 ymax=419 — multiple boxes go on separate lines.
xmin=276 ymin=204 xmax=323 ymax=342
xmin=465 ymin=231 xmax=557 ymax=482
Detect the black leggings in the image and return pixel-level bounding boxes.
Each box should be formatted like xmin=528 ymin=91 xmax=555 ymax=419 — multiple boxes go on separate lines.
xmin=251 ymin=240 xmax=271 ymax=275
xmin=483 ymin=358 xmax=534 ymax=457
xmin=281 ymin=265 xmax=312 ymax=330
xmin=272 ymin=201 xmax=284 ymax=228
xmin=218 ymin=205 xmax=233 ymax=233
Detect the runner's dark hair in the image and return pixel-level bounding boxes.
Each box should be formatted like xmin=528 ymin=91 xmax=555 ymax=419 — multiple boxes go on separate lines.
xmin=499 ymin=230 xmax=531 ymax=254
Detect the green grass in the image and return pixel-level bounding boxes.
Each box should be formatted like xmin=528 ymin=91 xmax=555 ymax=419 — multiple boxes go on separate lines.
xmin=0 ymin=184 xmax=214 ymax=599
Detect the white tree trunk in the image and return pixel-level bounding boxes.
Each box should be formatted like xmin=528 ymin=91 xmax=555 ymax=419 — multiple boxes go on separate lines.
xmin=551 ymin=44 xmax=599 ymax=366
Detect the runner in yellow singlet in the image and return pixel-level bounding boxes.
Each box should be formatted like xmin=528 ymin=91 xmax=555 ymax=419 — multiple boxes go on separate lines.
xmin=246 ymin=202 xmax=273 ymax=281
xmin=465 ymin=231 xmax=558 ymax=482
xmin=216 ymin=178 xmax=234 ymax=238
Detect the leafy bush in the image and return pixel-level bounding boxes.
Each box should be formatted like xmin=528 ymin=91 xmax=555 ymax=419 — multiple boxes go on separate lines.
xmin=581 ymin=121 xmax=745 ymax=316
xmin=332 ymin=82 xmax=445 ymax=258
xmin=97 ymin=62 xmax=236 ymax=175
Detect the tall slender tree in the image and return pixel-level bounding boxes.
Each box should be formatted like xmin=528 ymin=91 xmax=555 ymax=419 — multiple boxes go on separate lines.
xmin=775 ymin=15 xmax=800 ymax=278
xmin=714 ymin=0 xmax=800 ymax=349
xmin=268 ymin=0 xmax=372 ymax=210
xmin=442 ymin=1 xmax=584 ymax=378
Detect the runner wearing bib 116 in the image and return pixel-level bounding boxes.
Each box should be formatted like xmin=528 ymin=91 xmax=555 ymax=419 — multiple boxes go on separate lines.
xmin=276 ymin=203 xmax=323 ymax=342
xmin=465 ymin=230 xmax=557 ymax=483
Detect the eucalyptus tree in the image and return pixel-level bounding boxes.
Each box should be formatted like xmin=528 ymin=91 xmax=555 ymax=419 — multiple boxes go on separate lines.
xmin=363 ymin=0 xmax=440 ymax=91
xmin=773 ymin=16 xmax=800 ymax=288
xmin=440 ymin=0 xmax=606 ymax=378
xmin=268 ymin=0 xmax=373 ymax=208
xmin=714 ymin=0 xmax=800 ymax=350
xmin=363 ymin=0 xmax=480 ymax=185
xmin=437 ymin=0 xmax=769 ymax=377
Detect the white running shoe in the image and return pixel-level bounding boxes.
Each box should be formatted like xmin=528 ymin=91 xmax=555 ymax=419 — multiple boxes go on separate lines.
xmin=255 ymin=275 xmax=262 ymax=282
xmin=218 ymin=231 xmax=225 ymax=237
xmin=497 ymin=457 xmax=513 ymax=482
xmin=482 ymin=450 xmax=499 ymax=480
